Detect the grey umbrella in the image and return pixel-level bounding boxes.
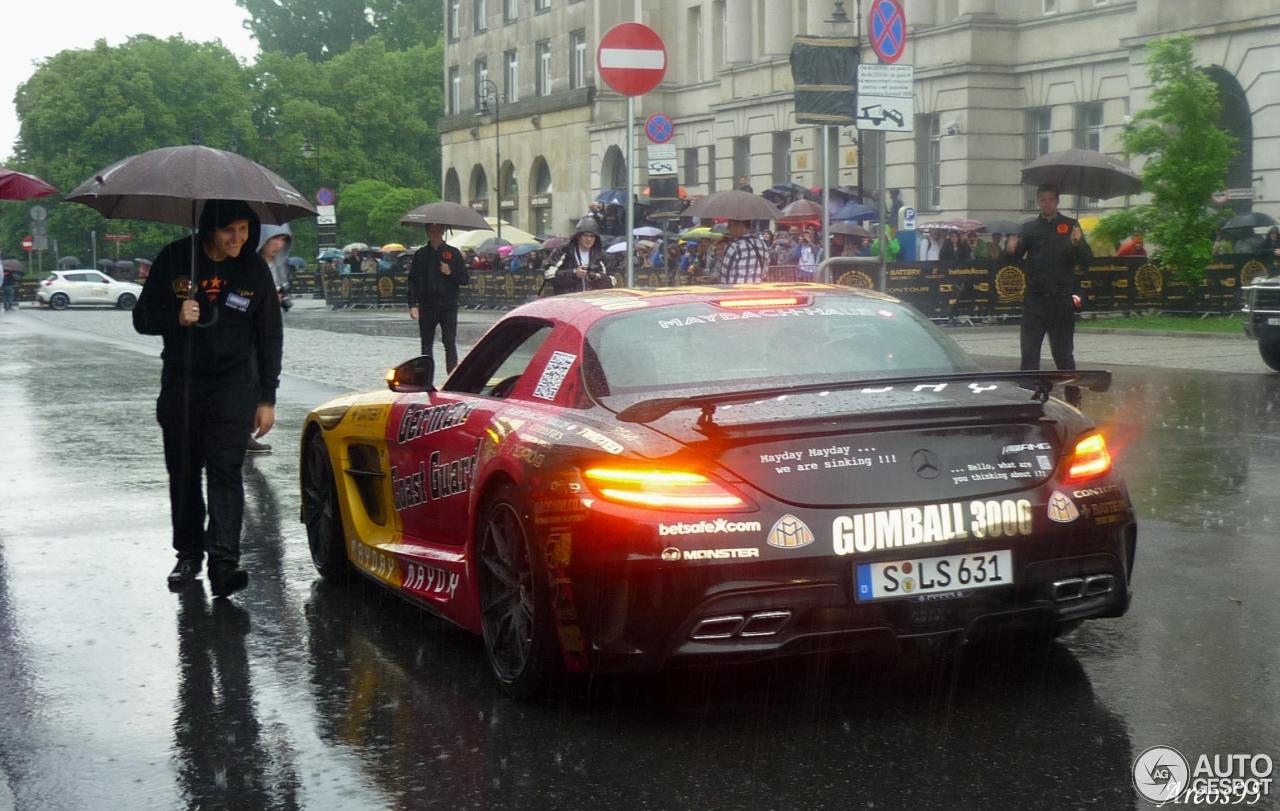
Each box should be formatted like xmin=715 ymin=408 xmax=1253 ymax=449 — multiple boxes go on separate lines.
xmin=1020 ymin=148 xmax=1141 ymax=200
xmin=684 ymin=190 xmax=783 ymax=222
xmin=1223 ymin=211 xmax=1277 ymax=230
xmin=399 ymin=201 xmax=490 ymax=230
xmin=57 ymin=256 xmax=82 ymax=268
xmin=65 ymin=145 xmax=315 ymax=226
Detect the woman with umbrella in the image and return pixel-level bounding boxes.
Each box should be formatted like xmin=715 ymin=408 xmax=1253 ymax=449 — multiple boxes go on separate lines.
xmin=546 ymin=217 xmax=613 ymax=294
xmin=132 ymin=199 xmax=284 ymax=597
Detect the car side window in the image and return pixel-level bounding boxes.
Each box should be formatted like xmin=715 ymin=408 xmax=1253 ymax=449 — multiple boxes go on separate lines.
xmin=65 ymin=273 xmax=90 ymax=283
xmin=91 ymin=273 xmax=111 ymax=283
xmin=445 ymin=319 xmax=555 ymax=398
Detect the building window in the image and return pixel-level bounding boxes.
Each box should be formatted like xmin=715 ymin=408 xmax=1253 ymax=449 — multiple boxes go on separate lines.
xmin=684 ymin=148 xmax=699 ymax=186
xmin=1075 ymin=103 xmax=1104 ymax=208
xmin=1043 ymin=0 xmax=1057 ymax=13
xmin=448 ymin=0 xmax=460 ymax=41
xmin=916 ymin=114 xmax=940 ymax=211
xmin=1025 ymin=107 xmax=1052 ymax=207
xmin=474 ymin=0 xmax=487 ymax=32
xmin=732 ymin=135 xmax=750 ymax=183
xmin=504 ymin=0 xmax=517 ymax=23
xmin=687 ymin=7 xmax=703 ymax=83
xmin=771 ymin=132 xmax=790 ymax=184
xmin=713 ymin=1 xmax=726 ymax=71
xmin=503 ymin=50 xmax=519 ymax=103
xmin=474 ymin=57 xmax=488 ymax=110
xmin=570 ymin=30 xmax=586 ymax=89
xmin=448 ymin=66 xmax=461 ymax=114
xmin=535 ymin=0 xmax=550 ymax=11
xmin=537 ymin=40 xmax=551 ymax=96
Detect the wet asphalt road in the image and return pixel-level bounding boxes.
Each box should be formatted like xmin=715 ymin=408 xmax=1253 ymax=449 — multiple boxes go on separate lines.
xmin=1 ymin=305 xmax=1277 ymax=810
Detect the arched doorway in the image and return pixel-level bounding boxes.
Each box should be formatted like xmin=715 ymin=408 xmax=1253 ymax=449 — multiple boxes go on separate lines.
xmin=529 ymin=157 xmax=553 ymax=236
xmin=469 ymin=164 xmax=489 ymax=215
xmin=1205 ymin=67 xmax=1253 ymax=214
xmin=444 ymin=168 xmax=461 ymax=203
xmin=601 ymin=145 xmax=627 ymax=194
xmin=498 ymin=160 xmax=519 ymax=228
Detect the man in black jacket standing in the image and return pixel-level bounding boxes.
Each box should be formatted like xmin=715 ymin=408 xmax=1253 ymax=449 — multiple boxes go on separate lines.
xmin=133 ymin=199 xmax=284 ymax=597
xmin=1007 ymin=183 xmax=1091 ymax=372
xmin=408 ymin=223 xmax=470 ymax=373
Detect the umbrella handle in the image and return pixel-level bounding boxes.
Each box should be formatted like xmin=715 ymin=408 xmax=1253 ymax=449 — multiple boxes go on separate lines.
xmin=194 ymin=306 xmax=220 ymax=329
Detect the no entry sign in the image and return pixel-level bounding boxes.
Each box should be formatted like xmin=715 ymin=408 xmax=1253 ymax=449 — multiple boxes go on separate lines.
xmin=21 ymin=236 xmax=33 ymax=252
xmin=868 ymin=0 xmax=907 ymax=64
xmin=597 ymin=23 xmax=667 ymax=96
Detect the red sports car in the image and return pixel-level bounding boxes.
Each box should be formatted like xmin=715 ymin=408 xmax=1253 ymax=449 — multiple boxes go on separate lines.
xmin=300 ymin=283 xmax=1136 ymax=697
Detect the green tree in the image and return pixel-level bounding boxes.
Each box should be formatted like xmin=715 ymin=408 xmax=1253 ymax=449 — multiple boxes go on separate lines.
xmin=368 ymin=186 xmax=436 ymax=246
xmin=1100 ymin=35 xmax=1233 ymax=283
xmin=236 ymin=0 xmax=441 ymax=60
xmin=336 ymin=179 xmax=395 ymax=244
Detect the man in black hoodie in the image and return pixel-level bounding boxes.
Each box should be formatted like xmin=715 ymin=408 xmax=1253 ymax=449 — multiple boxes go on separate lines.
xmin=134 ymin=199 xmax=284 ymax=597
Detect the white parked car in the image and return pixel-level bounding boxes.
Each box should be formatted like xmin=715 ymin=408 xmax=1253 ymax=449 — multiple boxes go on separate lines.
xmin=36 ymin=270 xmax=143 ymax=310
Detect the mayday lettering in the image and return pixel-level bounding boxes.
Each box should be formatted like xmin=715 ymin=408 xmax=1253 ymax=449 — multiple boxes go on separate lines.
xmin=391 ymin=440 xmax=481 ymax=511
xmin=403 ymin=562 xmax=459 ymax=600
xmin=832 ymin=499 xmax=1034 ymax=555
xmin=761 ymin=445 xmax=885 ymax=474
xmin=349 ymin=538 xmax=397 ymax=580
xmin=657 ymin=306 xmax=876 ymax=328
xmin=658 ymin=519 xmax=763 ymax=536
xmin=397 ymin=401 xmax=476 ymax=444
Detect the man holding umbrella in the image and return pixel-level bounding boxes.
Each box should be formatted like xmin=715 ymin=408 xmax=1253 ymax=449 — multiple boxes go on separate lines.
xmin=408 ymin=221 xmax=470 ymax=373
xmin=133 ymin=199 xmax=284 ymax=597
xmin=1006 ymin=182 xmax=1091 ymax=374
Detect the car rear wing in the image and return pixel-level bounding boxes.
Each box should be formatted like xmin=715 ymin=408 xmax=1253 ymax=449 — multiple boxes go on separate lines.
xmin=615 ymin=370 xmax=1112 ymax=425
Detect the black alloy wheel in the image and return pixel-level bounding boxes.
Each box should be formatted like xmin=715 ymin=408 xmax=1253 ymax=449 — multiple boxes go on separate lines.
xmin=49 ymin=293 xmax=69 ymax=310
xmin=302 ymin=430 xmax=349 ymax=578
xmin=477 ymin=484 xmax=558 ymax=698
xmin=116 ymin=292 xmax=137 ymax=310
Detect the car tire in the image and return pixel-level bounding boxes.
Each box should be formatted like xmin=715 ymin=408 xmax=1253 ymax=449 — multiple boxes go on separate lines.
xmin=1260 ymin=339 xmax=1280 ymax=372
xmin=302 ymin=430 xmax=350 ymax=579
xmin=116 ymin=292 xmax=137 ymax=310
xmin=49 ymin=293 xmax=69 ymax=311
xmin=477 ymin=483 xmax=560 ymax=699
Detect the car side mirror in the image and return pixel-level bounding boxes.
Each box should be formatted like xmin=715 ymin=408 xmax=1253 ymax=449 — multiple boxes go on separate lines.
xmin=386 ymin=355 xmax=436 ymax=393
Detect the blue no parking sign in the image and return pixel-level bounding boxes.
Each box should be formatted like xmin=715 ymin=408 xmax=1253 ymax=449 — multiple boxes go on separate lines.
xmin=868 ymin=0 xmax=907 ymax=64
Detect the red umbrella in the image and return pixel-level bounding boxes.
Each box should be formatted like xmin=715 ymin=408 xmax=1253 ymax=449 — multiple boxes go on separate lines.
xmin=779 ymin=199 xmax=824 ymax=224
xmin=0 ymin=167 xmax=58 ymax=200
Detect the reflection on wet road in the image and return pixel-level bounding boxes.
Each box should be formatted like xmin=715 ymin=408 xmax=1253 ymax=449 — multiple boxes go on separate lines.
xmin=0 ymin=310 xmax=1276 ymax=809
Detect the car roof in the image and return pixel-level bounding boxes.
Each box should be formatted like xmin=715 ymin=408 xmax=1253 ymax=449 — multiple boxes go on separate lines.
xmin=505 ymin=282 xmax=897 ymax=328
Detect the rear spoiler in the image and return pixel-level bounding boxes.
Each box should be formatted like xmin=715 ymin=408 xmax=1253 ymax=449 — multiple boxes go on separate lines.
xmin=615 ymin=370 xmax=1111 ymax=425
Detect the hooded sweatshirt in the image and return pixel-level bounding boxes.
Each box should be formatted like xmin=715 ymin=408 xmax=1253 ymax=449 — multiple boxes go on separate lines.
xmin=257 ymin=223 xmax=293 ymax=290
xmin=133 ymin=200 xmax=284 ymax=405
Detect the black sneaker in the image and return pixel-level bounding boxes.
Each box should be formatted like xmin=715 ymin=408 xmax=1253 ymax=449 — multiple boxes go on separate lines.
xmin=246 ymin=436 xmax=272 ymax=454
xmin=167 ymin=558 xmax=203 ymax=589
xmin=210 ymin=565 xmax=249 ymax=598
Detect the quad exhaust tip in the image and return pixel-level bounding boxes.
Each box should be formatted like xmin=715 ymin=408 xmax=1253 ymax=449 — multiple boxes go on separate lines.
xmin=690 ymin=610 xmax=793 ymax=641
xmin=1052 ymin=574 xmax=1114 ymax=602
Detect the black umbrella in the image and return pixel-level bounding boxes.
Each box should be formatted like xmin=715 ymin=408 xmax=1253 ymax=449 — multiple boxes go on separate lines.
xmin=399 ymin=201 xmax=490 ymax=229
xmin=1 ymin=259 xmax=24 ymax=272
xmin=1020 ymin=148 xmax=1141 ymax=200
xmin=1223 ymin=211 xmax=1277 ymax=230
xmin=57 ymin=256 xmax=82 ymax=268
xmin=476 ymin=238 xmax=512 ymax=255
xmin=829 ymin=222 xmax=872 ymax=239
xmin=983 ymin=219 xmax=1024 ymax=235
xmin=684 ymin=190 xmax=783 ymax=222
xmin=65 ymin=145 xmax=314 ymax=226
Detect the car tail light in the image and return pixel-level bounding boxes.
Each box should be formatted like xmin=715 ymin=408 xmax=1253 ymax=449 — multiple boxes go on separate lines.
xmin=582 ymin=467 xmax=744 ymax=510
xmin=1065 ymin=433 xmax=1112 ymax=482
xmin=43 ymin=280 xmax=54 ymax=286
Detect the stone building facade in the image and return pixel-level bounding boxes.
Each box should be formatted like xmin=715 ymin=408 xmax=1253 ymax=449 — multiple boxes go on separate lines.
xmin=439 ymin=0 xmax=1278 ymax=235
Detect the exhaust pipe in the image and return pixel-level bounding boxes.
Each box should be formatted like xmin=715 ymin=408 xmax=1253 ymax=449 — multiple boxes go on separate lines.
xmin=1052 ymin=577 xmax=1084 ymax=601
xmin=739 ymin=610 xmax=792 ymax=637
xmin=690 ymin=615 xmax=745 ymax=640
xmin=1083 ymin=574 xmax=1114 ymax=596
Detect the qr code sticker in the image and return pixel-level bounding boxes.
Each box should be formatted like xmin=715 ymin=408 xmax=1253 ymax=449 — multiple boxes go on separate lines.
xmin=532 ymin=351 xmax=577 ymax=400
xmin=1036 ymin=455 xmax=1052 ymax=471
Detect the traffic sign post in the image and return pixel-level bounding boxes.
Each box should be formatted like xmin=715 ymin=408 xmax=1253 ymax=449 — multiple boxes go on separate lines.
xmin=598 ymin=23 xmax=668 ymax=288
xmin=868 ymin=0 xmax=906 ymax=64
xmin=644 ymin=113 xmax=674 ymax=144
xmin=864 ymin=0 xmax=910 ymax=291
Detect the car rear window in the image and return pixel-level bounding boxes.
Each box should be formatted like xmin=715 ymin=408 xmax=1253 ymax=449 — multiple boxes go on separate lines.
xmin=583 ymin=293 xmax=977 ymax=398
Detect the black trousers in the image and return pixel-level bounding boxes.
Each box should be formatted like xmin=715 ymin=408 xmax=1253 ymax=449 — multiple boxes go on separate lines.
xmin=1020 ymin=293 xmax=1076 ymax=371
xmin=418 ymin=303 xmax=460 ymax=372
xmin=157 ymin=375 xmax=258 ymax=568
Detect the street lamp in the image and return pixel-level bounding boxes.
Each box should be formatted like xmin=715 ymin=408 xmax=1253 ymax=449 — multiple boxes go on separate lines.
xmin=476 ymin=78 xmax=502 ymax=241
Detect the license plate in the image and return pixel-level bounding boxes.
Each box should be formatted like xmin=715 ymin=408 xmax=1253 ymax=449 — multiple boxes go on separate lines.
xmin=1268 ymin=317 xmax=1280 ymax=326
xmin=855 ymin=550 xmax=1013 ymax=602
